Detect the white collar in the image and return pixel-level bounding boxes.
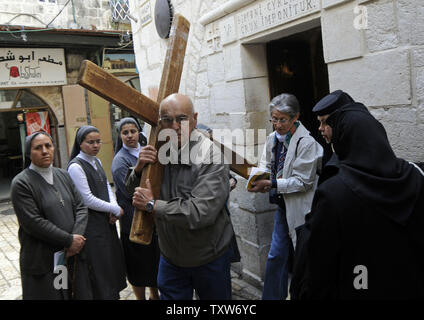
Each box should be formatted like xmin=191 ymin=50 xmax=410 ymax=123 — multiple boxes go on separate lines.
xmin=77 ymin=151 xmax=98 ymax=169
xmin=123 ymin=143 xmax=141 ymax=158
xmin=78 ymin=151 xmax=96 ymax=162
xmin=29 ymin=163 xmax=54 ymax=185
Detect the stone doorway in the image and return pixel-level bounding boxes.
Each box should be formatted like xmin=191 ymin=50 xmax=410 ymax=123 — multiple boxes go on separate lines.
xmin=0 ymin=89 xmax=59 ymax=201
xmin=266 ymin=26 xmax=331 ymax=161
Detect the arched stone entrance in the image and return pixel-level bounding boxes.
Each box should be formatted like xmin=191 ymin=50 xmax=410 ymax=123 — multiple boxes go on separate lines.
xmin=0 ymin=88 xmax=61 ymax=201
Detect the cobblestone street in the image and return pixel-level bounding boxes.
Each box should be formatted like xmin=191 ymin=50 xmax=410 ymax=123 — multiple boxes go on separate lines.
xmin=0 ymin=208 xmax=21 ymax=300
xmin=0 ymin=201 xmax=261 ymax=300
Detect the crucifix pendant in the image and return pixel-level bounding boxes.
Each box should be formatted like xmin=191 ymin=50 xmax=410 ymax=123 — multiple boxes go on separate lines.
xmin=55 ymin=190 xmax=65 ymax=207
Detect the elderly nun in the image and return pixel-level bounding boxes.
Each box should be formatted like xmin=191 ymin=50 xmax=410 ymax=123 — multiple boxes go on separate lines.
xmin=11 ymin=131 xmax=88 ymax=300
xmin=111 ymin=117 xmax=160 ymax=300
xmin=249 ymin=93 xmax=323 ymax=300
xmin=67 ymin=125 xmax=127 ymax=300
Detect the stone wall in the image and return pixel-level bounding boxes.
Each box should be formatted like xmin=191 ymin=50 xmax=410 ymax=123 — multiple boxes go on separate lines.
xmin=0 ymin=0 xmax=118 ymax=168
xmin=323 ymin=0 xmax=424 ymax=163
xmin=128 ymin=0 xmax=424 ymax=289
xmin=0 ymin=0 xmax=113 ymax=29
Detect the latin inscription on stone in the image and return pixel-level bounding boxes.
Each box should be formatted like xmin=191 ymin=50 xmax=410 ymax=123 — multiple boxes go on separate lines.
xmin=236 ymin=0 xmax=320 ymax=39
xmin=220 ymin=16 xmax=237 ymax=45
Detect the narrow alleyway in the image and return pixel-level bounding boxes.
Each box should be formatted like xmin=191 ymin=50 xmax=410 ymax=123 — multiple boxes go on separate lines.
xmin=0 ymin=201 xmax=261 ymax=300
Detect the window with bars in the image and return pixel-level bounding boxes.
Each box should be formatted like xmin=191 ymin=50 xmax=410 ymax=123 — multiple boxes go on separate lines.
xmin=109 ymin=0 xmax=131 ymax=23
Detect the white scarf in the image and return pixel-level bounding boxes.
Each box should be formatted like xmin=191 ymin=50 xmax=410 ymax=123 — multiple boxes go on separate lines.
xmin=275 ymin=131 xmax=287 ymax=143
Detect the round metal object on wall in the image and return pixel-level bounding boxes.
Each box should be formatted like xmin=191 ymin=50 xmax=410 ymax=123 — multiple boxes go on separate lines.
xmin=155 ymin=0 xmax=173 ymax=39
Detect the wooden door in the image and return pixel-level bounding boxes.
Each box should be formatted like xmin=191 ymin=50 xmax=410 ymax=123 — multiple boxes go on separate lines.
xmin=62 ymin=85 xmax=88 ymax=156
xmin=87 ymin=91 xmax=114 ymax=183
xmin=63 ymin=85 xmax=114 ymax=183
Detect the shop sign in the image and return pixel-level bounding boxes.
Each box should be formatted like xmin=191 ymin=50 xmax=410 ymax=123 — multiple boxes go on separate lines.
xmin=0 ymin=48 xmax=67 ymax=88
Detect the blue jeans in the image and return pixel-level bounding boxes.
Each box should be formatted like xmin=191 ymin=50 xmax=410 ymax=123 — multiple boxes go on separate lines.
xmin=157 ymin=249 xmax=232 ymax=300
xmin=262 ymin=206 xmax=292 ymax=300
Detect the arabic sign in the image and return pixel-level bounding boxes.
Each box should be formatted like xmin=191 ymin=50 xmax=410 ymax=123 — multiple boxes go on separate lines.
xmin=0 ymin=48 xmax=67 ymax=88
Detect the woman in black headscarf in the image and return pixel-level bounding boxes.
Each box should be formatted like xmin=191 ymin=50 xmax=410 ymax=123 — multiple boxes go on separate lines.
xmin=306 ymin=100 xmax=424 ymax=299
xmin=68 ymin=125 xmax=127 ymax=300
xmin=111 ymin=118 xmax=160 ymax=300
xmin=11 ymin=131 xmax=88 ymax=299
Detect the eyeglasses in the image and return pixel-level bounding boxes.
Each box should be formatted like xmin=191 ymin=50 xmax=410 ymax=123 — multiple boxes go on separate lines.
xmin=269 ymin=117 xmax=291 ymax=124
xmin=159 ymin=115 xmax=190 ymax=125
xmin=84 ymin=139 xmax=102 ymax=145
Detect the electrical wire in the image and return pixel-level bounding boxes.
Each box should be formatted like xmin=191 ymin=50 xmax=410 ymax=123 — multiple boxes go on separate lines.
xmin=71 ymin=0 xmax=77 ymax=24
xmin=104 ymin=40 xmax=134 ymax=51
xmin=4 ymin=13 xmax=47 ymax=26
xmin=0 ymin=28 xmax=55 ymax=33
xmin=0 ymin=1 xmax=134 ymax=43
xmin=46 ymin=0 xmax=72 ymax=27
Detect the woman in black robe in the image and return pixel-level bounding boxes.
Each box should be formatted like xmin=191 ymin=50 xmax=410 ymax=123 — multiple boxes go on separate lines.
xmin=11 ymin=131 xmax=88 ymax=300
xmin=112 ymin=117 xmax=160 ymax=300
xmin=306 ymin=101 xmax=424 ymax=299
xmin=68 ymin=126 xmax=127 ymax=300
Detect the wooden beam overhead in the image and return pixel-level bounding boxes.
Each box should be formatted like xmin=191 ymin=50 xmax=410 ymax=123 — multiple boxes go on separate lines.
xmin=78 ymin=60 xmax=159 ymax=126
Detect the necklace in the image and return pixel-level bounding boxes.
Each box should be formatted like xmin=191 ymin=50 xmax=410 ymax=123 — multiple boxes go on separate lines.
xmin=53 ymin=188 xmax=65 ymax=207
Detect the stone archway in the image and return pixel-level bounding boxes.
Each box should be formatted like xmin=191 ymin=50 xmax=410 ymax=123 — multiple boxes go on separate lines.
xmin=27 ymin=87 xmax=68 ymax=168
xmin=28 ymin=87 xmax=65 ymax=125
xmin=6 ymin=88 xmax=63 ymax=168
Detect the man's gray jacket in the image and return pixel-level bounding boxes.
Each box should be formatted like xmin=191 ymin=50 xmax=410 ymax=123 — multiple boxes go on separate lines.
xmin=125 ymin=129 xmax=234 ymax=267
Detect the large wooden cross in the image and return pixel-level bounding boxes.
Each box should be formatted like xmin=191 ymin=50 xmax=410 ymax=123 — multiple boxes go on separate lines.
xmin=78 ymin=14 xmax=253 ymax=245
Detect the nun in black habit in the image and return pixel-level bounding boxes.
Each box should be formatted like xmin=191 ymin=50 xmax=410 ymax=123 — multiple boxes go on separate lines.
xmin=111 ymin=118 xmax=160 ymax=300
xmin=68 ymin=125 xmax=127 ymax=300
xmin=11 ymin=131 xmax=89 ymax=300
xmin=312 ymin=90 xmax=355 ymax=185
xmin=305 ymin=101 xmax=424 ymax=299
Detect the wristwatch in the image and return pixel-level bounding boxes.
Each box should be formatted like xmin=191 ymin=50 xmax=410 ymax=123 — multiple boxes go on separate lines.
xmin=145 ymin=199 xmax=155 ymax=213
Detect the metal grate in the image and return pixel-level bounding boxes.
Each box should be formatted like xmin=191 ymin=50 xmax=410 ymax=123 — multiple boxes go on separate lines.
xmin=109 ymin=0 xmax=131 ymax=23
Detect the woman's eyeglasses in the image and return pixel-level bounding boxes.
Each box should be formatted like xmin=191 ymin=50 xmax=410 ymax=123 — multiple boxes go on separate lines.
xmin=269 ymin=117 xmax=291 ymax=124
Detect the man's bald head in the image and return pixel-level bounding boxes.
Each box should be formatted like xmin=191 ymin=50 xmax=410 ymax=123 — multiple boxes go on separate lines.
xmin=159 ymin=93 xmax=195 ymax=115
xmin=159 ymin=93 xmax=198 ymax=148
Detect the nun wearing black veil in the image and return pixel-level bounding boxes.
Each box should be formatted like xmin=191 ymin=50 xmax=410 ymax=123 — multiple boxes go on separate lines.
xmin=305 ymin=97 xmax=424 ymax=299
xmin=111 ymin=117 xmax=160 ymax=300
xmin=11 ymin=131 xmax=88 ymax=300
xmin=68 ymin=125 xmax=127 ymax=300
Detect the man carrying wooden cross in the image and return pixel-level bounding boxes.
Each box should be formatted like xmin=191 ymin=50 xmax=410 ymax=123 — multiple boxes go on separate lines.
xmin=125 ymin=93 xmax=234 ymax=300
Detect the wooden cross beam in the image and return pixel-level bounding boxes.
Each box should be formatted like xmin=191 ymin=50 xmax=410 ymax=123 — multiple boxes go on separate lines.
xmin=78 ymin=14 xmax=254 ymax=245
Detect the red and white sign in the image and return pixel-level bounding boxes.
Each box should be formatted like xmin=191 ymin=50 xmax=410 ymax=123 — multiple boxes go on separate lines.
xmin=0 ymin=48 xmax=67 ymax=88
xmin=26 ymin=111 xmax=51 ymax=135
